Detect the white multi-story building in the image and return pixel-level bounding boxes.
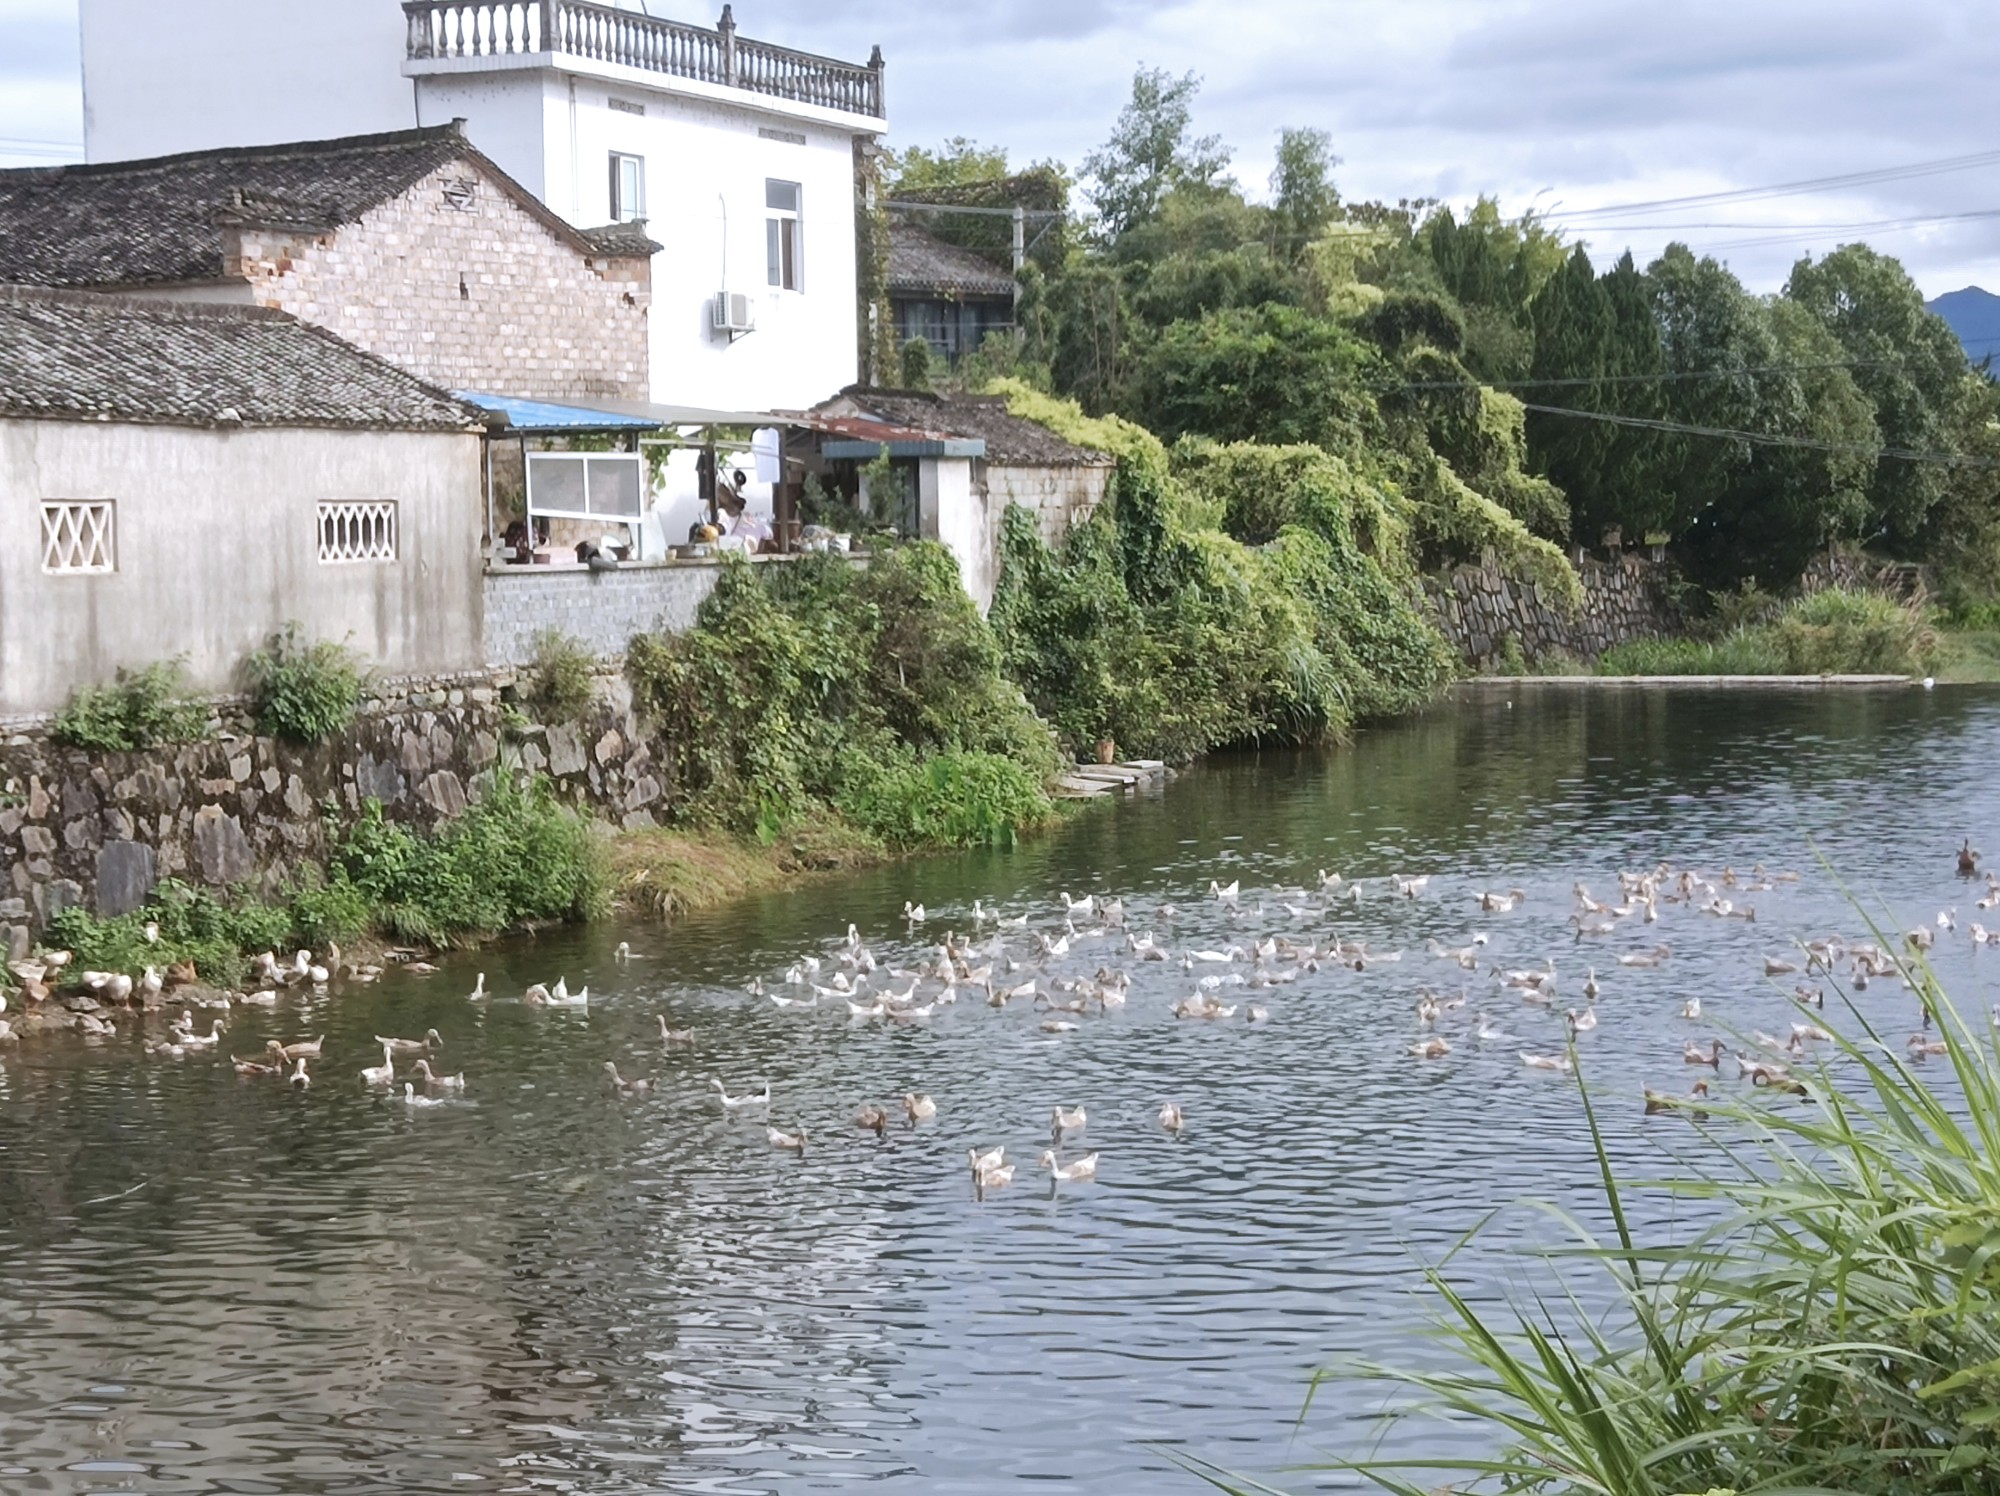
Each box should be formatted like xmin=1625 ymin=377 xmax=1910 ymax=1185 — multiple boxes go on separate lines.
xmin=78 ymin=1 xmax=887 ymax=413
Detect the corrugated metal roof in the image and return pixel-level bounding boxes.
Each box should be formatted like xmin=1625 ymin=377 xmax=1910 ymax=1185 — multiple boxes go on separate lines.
xmin=456 ymin=392 xmax=664 ymax=434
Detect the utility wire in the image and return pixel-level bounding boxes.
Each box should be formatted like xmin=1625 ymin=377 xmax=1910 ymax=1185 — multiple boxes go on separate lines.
xmin=1515 ymin=402 xmax=1999 ymax=469
xmin=1394 ymin=358 xmax=1902 ymax=392
xmin=1545 ymin=149 xmax=2000 ymax=222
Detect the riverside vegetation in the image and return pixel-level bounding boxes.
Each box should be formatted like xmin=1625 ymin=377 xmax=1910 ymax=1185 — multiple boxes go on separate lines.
xmin=1190 ymin=982 xmax=2000 ymax=1496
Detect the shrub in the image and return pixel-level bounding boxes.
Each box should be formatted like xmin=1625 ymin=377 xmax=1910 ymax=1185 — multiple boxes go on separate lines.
xmin=330 ymin=775 xmax=606 ymax=945
xmin=841 ymin=750 xmax=1053 ymax=848
xmin=522 ymin=630 xmax=597 ymax=725
xmin=245 ymin=625 xmax=363 ymax=744
xmin=1598 ymin=589 xmax=1940 ymax=678
xmin=52 ymin=660 xmax=209 ymax=751
xmin=44 ymin=880 xmax=292 ymax=983
xmin=626 ymin=547 xmax=1060 ymax=840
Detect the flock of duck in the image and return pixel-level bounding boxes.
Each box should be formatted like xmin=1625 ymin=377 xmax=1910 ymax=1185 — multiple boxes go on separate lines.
xmin=2 ymin=842 xmax=1988 ymax=1192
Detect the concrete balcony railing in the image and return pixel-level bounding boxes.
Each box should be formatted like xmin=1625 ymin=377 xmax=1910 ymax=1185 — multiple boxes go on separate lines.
xmin=403 ymin=1 xmax=885 ymax=121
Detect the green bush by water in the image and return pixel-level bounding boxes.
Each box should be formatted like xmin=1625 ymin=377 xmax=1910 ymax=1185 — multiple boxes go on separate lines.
xmin=625 ymin=545 xmax=1059 ymax=845
xmin=52 ymin=660 xmax=209 ymax=751
xmin=244 ymin=625 xmax=363 ymax=744
xmin=44 ymin=776 xmax=607 ymax=976
xmin=1598 ymin=588 xmax=1942 ymax=677
xmin=1199 ymin=980 xmax=2000 ymax=1496
xmin=44 ymin=880 xmax=295 ymax=982
xmin=985 ymin=385 xmax=1455 ymax=759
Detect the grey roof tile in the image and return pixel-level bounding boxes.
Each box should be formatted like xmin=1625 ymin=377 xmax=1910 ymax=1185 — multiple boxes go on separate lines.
xmin=0 ymin=285 xmax=483 ymax=431
xmin=0 ymin=124 xmax=649 ymax=289
xmin=887 ymin=221 xmax=1016 ymax=298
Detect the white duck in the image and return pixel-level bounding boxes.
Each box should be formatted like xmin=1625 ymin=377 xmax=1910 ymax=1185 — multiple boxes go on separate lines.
xmin=360 ymin=1045 xmax=396 ymax=1087
xmin=415 ymin=1059 xmax=466 ymax=1091
xmin=1039 ymin=1149 xmax=1100 ymax=1182
xmin=713 ymin=1078 xmax=770 ymax=1110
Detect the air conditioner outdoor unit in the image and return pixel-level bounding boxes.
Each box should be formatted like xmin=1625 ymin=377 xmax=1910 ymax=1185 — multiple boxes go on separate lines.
xmin=712 ymin=291 xmax=755 ymax=335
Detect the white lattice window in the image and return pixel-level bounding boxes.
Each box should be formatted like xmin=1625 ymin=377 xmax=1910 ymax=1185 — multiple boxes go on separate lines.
xmin=317 ymin=502 xmax=399 ymax=564
xmin=41 ymin=501 xmax=116 ymax=574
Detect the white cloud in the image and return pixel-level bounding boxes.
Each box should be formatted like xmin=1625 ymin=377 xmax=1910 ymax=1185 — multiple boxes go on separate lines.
xmin=2 ymin=0 xmax=1996 ymax=293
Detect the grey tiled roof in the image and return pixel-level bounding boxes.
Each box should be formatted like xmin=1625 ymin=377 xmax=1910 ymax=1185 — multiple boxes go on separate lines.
xmin=0 ymin=286 xmax=483 ymax=432
xmin=826 ymin=387 xmax=1112 ymax=467
xmin=578 ymin=221 xmax=665 ymax=257
xmin=887 ymin=221 xmax=1016 ymax=298
xmin=0 ymin=124 xmax=649 ymax=289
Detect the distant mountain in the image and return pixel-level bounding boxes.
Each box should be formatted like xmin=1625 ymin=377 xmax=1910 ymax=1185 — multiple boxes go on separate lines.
xmin=1927 ymin=286 xmax=2000 ymax=365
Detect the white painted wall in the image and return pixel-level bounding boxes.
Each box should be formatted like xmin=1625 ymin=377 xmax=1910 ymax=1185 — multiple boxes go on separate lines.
xmin=81 ymin=0 xmax=415 ymax=162
xmin=514 ymin=74 xmax=862 ymax=411
xmin=0 ymin=420 xmax=485 ymax=716
xmin=917 ymin=457 xmax=996 ymax=611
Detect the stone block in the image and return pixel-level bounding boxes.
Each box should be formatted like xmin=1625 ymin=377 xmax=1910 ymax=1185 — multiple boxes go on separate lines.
xmin=192 ymin=806 xmax=255 ymax=886
xmin=546 ymin=724 xmax=585 ymax=777
xmin=96 ymin=840 xmax=157 ymax=917
xmin=420 ymin=770 xmax=468 ymax=818
xmin=19 ymin=825 xmax=55 ymax=856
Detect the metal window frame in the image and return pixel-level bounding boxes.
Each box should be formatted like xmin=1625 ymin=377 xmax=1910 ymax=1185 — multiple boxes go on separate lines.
xmin=39 ymin=500 xmax=117 ymax=575
xmin=525 ymin=451 xmax=647 ymax=523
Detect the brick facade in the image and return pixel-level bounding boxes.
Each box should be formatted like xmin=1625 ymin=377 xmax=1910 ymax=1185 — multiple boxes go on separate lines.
xmin=226 ymin=163 xmax=650 ymax=403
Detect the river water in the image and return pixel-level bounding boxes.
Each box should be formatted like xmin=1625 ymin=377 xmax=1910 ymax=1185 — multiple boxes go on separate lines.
xmin=2 ymin=685 xmax=1996 ymax=1494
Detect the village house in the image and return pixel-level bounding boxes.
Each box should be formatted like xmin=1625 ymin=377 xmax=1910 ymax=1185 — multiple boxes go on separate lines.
xmin=0 ymin=286 xmax=488 ymax=718
xmin=0 ymin=122 xmax=655 ymax=405
xmin=796 ymin=388 xmax=1115 ymax=611
xmin=888 ymin=220 xmax=1017 ymax=369
xmin=77 ymin=0 xmax=888 ymax=414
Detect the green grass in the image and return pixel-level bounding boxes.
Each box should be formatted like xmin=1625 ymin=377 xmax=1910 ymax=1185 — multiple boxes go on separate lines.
xmin=1938 ymin=630 xmax=2000 ymax=684
xmin=1598 ymin=588 xmax=1943 ymax=678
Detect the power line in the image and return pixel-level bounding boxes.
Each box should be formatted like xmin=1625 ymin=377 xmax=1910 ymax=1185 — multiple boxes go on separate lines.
xmin=1516 ymin=401 xmax=1998 ymax=469
xmin=1395 ymin=358 xmax=1900 ymax=393
xmin=1546 ymin=149 xmax=2000 ymax=222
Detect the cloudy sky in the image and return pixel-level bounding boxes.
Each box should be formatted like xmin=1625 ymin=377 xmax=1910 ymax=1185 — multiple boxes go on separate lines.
xmin=4 ymin=0 xmax=1997 ymax=296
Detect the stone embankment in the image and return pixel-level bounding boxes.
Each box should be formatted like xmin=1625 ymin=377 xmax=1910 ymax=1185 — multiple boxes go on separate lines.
xmin=0 ymin=669 xmax=655 ymax=956
xmin=1426 ymin=553 xmax=1679 ymax=666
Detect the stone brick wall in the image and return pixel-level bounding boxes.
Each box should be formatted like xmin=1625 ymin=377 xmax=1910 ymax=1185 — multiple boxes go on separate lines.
xmin=1427 ymin=554 xmax=1680 ymax=666
xmin=985 ymin=464 xmax=1113 ymax=547
xmin=228 ymin=162 xmax=651 ymax=402
xmin=483 ymin=563 xmax=723 ymax=667
xmin=0 ymin=671 xmax=663 ymax=954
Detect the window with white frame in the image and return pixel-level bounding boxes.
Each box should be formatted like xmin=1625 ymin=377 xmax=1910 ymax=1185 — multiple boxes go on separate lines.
xmin=609 ymin=152 xmax=646 ymax=223
xmin=41 ymin=501 xmax=116 ymax=574
xmin=317 ymin=502 xmax=399 ymax=563
xmin=766 ymin=179 xmax=801 ymax=290
xmin=526 ymin=453 xmax=644 ymax=525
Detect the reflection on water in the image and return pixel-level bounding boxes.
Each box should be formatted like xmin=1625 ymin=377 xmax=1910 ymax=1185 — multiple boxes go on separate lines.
xmin=1 ymin=685 xmax=1996 ymax=1493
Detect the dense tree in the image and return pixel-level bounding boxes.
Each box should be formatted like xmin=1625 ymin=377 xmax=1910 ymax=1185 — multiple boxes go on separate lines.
xmin=1269 ymin=127 xmax=1340 ymax=263
xmin=1124 ymin=304 xmax=1386 ymax=453
xmin=1082 ymin=68 xmax=1233 ymax=241
xmin=886 ymin=137 xmax=1011 ymax=194
xmin=1524 ymin=246 xmax=1615 ymax=533
xmin=1786 ymin=244 xmax=1969 ymax=552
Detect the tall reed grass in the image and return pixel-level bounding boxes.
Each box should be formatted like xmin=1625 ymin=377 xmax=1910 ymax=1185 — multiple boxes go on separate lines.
xmin=1195 ymin=967 xmax=2000 ymax=1495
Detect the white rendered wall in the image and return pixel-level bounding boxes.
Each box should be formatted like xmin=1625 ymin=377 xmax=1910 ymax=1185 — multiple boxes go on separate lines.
xmin=0 ymin=420 xmax=484 ymax=716
xmin=917 ymin=458 xmax=993 ymax=611
xmin=81 ymin=0 xmax=414 ymax=162
xmin=522 ymin=75 xmax=862 ymax=412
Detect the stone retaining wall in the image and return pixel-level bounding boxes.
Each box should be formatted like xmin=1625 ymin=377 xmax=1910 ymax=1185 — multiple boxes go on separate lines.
xmin=0 ymin=670 xmax=657 ymax=956
xmin=1427 ymin=554 xmax=1680 ymax=666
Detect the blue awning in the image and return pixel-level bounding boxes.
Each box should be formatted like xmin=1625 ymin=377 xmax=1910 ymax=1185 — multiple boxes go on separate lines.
xmin=456 ymin=391 xmax=665 ymax=435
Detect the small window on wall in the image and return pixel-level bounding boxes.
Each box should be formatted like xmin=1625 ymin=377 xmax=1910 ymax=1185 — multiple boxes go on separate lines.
xmin=318 ymin=502 xmax=399 ymax=563
xmin=766 ymin=179 xmax=801 ymax=290
xmin=610 ymin=152 xmax=646 ymax=223
xmin=41 ymin=501 xmax=116 ymax=574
